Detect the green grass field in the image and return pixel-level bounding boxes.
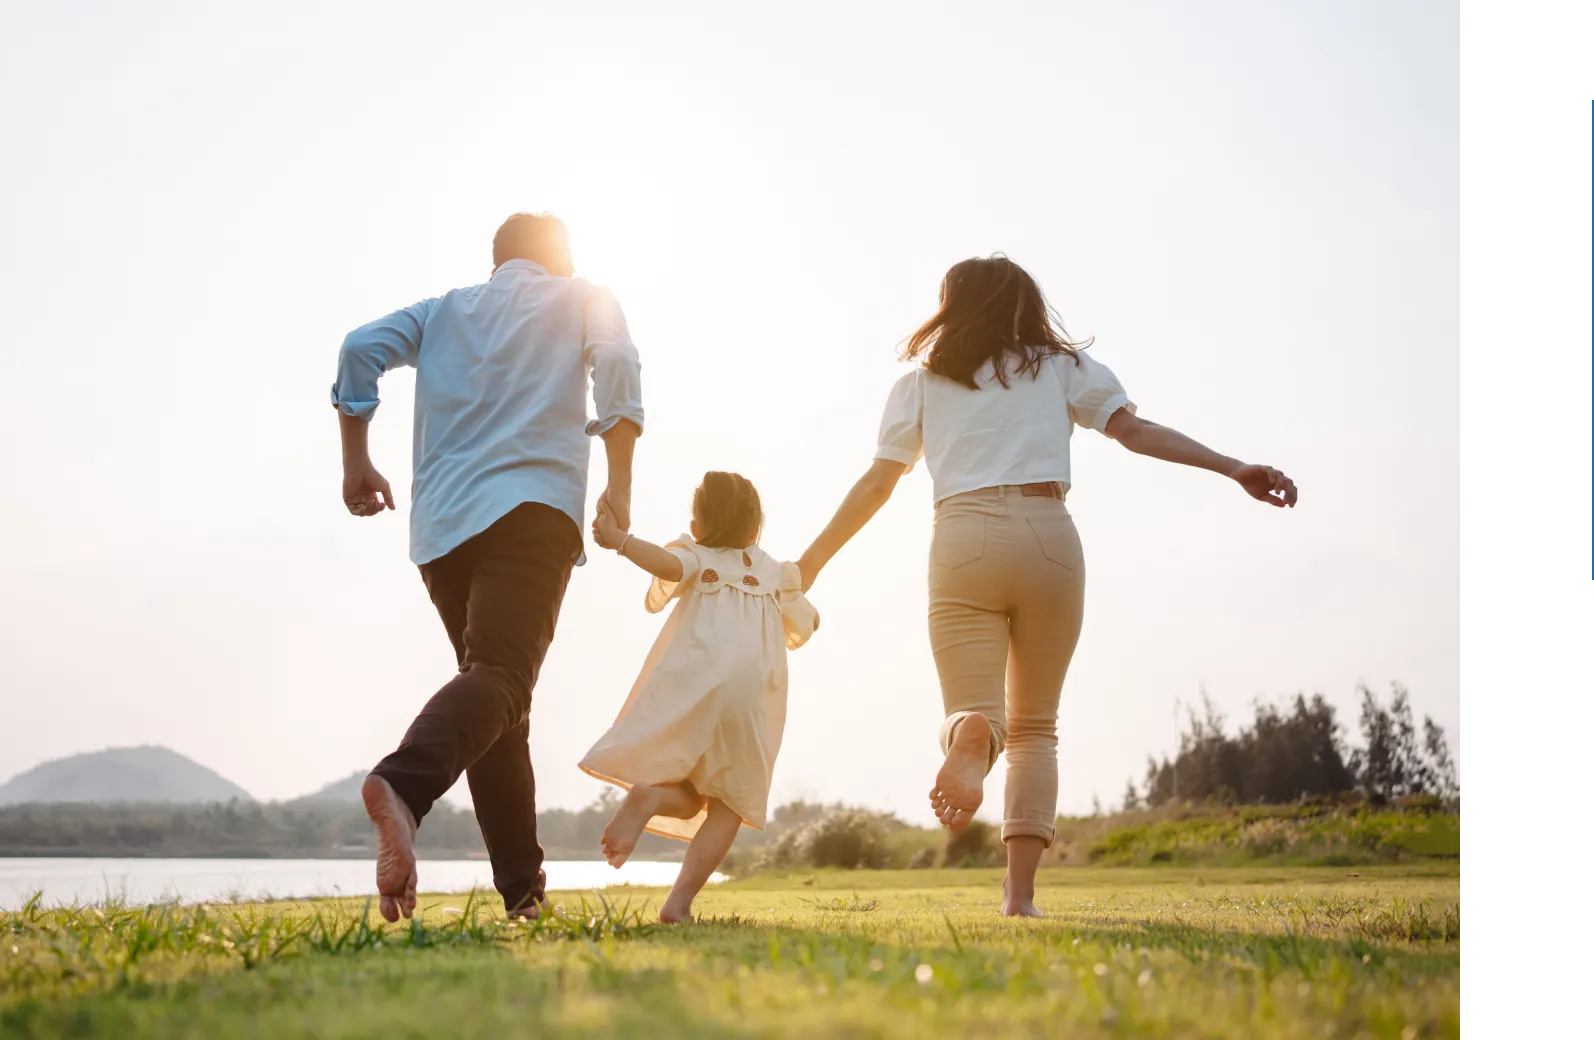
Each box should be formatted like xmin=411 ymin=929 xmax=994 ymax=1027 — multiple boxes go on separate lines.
xmin=1 ymin=865 xmax=1458 ymax=1038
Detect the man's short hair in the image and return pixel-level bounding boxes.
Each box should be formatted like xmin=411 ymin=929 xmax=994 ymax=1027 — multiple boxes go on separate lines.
xmin=492 ymin=212 xmax=571 ymax=271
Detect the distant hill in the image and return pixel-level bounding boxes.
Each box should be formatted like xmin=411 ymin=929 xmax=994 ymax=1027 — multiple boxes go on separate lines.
xmin=0 ymin=746 xmax=253 ymax=805
xmin=290 ymin=770 xmax=367 ymax=804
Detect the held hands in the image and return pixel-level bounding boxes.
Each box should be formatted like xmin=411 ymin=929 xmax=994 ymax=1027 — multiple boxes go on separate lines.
xmin=597 ymin=486 xmax=631 ymax=536
xmin=591 ymin=499 xmax=627 ymax=550
xmin=1231 ymin=464 xmax=1298 ymax=508
xmin=343 ymin=462 xmax=395 ymax=517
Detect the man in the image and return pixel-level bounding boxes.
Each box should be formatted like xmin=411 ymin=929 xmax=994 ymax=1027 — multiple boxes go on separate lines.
xmin=330 ymin=213 xmax=642 ymax=921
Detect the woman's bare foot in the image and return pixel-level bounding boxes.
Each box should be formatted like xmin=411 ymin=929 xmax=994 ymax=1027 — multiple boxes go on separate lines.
xmin=1002 ymin=835 xmax=1046 ymax=917
xmin=929 ymin=713 xmax=991 ymax=832
xmin=658 ymin=897 xmax=693 ymax=924
xmin=361 ymin=774 xmax=418 ymax=922
xmin=1001 ymin=876 xmax=1043 ymax=918
xmin=601 ymin=785 xmax=660 ymax=867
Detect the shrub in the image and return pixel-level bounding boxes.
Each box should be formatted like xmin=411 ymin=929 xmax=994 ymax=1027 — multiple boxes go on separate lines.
xmin=802 ymin=810 xmax=893 ymax=869
xmin=753 ymin=808 xmax=896 ymax=871
xmin=943 ymin=819 xmax=1000 ymax=867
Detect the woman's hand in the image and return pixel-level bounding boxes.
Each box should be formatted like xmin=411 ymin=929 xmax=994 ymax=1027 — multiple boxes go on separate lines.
xmin=1105 ymin=411 xmax=1298 ymax=508
xmin=1231 ymin=464 xmax=1298 ymax=508
xmin=591 ymin=503 xmax=626 ymax=550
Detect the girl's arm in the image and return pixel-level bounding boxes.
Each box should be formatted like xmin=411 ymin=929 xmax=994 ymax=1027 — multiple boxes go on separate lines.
xmin=1103 ymin=409 xmax=1298 ymax=507
xmin=618 ymin=535 xmax=684 ymax=582
xmin=796 ymin=458 xmax=908 ymax=592
xmin=592 ymin=505 xmax=684 ymax=581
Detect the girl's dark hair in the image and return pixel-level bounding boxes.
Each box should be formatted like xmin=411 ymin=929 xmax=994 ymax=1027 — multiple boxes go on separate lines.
xmin=692 ymin=471 xmax=764 ymax=549
xmin=902 ymin=255 xmax=1090 ymax=390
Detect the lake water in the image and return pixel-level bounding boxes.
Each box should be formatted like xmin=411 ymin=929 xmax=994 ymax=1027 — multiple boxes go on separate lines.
xmin=0 ymin=858 xmax=715 ymax=908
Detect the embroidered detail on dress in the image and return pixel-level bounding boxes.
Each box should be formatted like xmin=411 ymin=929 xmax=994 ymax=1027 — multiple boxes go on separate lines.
xmin=742 ymin=575 xmax=759 ymax=587
xmin=701 ymin=568 xmax=719 ymax=584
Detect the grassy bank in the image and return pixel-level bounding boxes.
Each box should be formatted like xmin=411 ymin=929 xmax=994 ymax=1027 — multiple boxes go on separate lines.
xmin=2 ymin=864 xmax=1459 ymax=1038
xmin=721 ymin=800 xmax=1461 ymax=874
xmin=1051 ymin=801 xmax=1460 ymax=868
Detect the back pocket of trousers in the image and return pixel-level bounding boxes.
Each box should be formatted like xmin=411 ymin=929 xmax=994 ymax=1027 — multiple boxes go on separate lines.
xmin=932 ymin=516 xmax=987 ymax=569
xmin=1027 ymin=516 xmax=1080 ymax=569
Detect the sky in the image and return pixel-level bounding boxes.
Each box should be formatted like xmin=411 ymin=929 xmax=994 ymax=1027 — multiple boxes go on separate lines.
xmin=0 ymin=1 xmax=1457 ymax=825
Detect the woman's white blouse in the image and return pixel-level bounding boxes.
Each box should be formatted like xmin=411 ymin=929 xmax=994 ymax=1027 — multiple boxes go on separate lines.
xmin=874 ymin=350 xmax=1134 ymax=503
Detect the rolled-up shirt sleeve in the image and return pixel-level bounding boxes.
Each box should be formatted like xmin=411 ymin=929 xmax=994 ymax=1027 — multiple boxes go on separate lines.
xmin=582 ymin=287 xmax=645 ymax=436
xmin=1065 ymin=352 xmax=1135 ymax=433
xmin=874 ymin=369 xmax=925 ymax=469
xmin=330 ymin=298 xmax=437 ymax=420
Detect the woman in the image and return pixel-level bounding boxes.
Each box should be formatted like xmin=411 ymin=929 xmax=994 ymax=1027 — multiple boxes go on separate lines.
xmin=796 ymin=256 xmax=1296 ymax=917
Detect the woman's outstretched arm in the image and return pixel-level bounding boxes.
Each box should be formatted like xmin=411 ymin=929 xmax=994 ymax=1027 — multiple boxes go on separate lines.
xmin=796 ymin=459 xmax=909 ymax=591
xmin=1103 ymin=409 xmax=1298 ymax=507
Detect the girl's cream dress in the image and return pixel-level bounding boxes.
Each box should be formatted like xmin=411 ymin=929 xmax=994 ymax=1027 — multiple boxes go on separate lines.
xmin=579 ymin=535 xmax=819 ymax=840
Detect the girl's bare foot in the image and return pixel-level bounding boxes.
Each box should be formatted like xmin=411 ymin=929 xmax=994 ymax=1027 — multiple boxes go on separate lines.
xmin=656 ymin=797 xmax=736 ymax=925
xmin=601 ymin=785 xmax=660 ymax=867
xmin=360 ymin=774 xmax=418 ymax=922
xmin=929 ymin=713 xmax=991 ymax=832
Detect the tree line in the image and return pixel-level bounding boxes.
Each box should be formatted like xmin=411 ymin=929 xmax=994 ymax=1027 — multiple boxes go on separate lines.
xmin=0 ymin=682 xmax=1456 ymax=860
xmin=1124 ymin=682 xmax=1457 ymax=812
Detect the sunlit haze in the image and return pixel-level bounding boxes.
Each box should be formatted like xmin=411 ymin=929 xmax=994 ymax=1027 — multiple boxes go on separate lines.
xmin=0 ymin=2 xmax=1456 ymax=824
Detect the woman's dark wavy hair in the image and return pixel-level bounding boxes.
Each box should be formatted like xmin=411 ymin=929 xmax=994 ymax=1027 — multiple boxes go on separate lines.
xmin=692 ymin=471 xmax=764 ymax=550
xmin=902 ymin=255 xmax=1090 ymax=389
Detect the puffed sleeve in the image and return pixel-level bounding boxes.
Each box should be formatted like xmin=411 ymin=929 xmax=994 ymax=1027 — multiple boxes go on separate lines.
xmin=643 ymin=535 xmax=703 ymax=613
xmin=776 ymin=562 xmax=820 ymax=650
xmin=1064 ymin=352 xmax=1135 ymax=433
xmin=874 ymin=369 xmax=925 ymax=470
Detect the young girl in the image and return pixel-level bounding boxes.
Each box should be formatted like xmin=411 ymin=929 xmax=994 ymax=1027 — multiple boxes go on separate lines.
xmin=581 ymin=471 xmax=819 ymax=923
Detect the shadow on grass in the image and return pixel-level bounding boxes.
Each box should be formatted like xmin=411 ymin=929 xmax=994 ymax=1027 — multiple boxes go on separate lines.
xmin=1 ymin=942 xmax=759 ymax=1040
xmin=1 ymin=897 xmax=1460 ymax=1039
xmin=620 ymin=901 xmax=1458 ymax=997
xmin=2 ymin=874 xmax=1462 ymax=1033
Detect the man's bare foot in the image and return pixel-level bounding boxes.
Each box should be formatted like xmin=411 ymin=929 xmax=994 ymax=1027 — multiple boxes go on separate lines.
xmin=601 ymin=785 xmax=660 ymax=868
xmin=507 ymin=869 xmax=549 ymax=921
xmin=361 ymin=774 xmax=418 ymax=922
xmin=658 ymin=897 xmax=693 ymax=924
xmin=929 ymin=713 xmax=991 ymax=832
xmin=1001 ymin=876 xmax=1043 ymax=918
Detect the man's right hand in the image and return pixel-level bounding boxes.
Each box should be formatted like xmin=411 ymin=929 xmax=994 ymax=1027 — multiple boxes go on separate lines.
xmin=343 ymin=463 xmax=395 ymax=517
